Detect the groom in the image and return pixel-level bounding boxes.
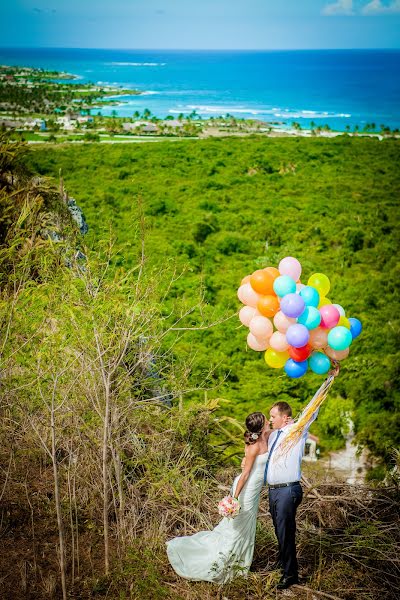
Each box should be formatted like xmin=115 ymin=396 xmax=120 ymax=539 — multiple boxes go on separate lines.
xmin=264 ymin=366 xmax=339 ymax=590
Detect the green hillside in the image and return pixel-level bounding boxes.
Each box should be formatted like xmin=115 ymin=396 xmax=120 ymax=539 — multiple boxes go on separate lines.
xmin=25 ymin=135 xmax=400 ymax=468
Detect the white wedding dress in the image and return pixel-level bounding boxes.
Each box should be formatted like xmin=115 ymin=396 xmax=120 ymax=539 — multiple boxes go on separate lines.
xmin=166 ymin=451 xmax=269 ymax=583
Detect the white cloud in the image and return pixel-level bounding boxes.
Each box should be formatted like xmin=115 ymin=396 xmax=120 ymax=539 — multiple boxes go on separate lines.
xmin=361 ymin=0 xmax=400 ymax=14
xmin=322 ymin=0 xmax=355 ymax=15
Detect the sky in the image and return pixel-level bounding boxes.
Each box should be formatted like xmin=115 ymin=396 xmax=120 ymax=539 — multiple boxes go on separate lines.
xmin=1 ymin=0 xmax=400 ymax=49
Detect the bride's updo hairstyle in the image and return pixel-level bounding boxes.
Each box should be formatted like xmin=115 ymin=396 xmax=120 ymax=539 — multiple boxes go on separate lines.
xmin=244 ymin=412 xmax=265 ymax=445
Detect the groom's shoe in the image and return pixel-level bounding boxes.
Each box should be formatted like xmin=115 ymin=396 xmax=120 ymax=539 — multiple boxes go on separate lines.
xmin=276 ymin=575 xmax=299 ymax=590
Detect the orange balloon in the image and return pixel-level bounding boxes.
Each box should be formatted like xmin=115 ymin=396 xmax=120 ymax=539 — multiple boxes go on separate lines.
xmin=257 ymin=295 xmax=280 ymax=317
xmin=250 ymin=270 xmax=276 ymax=295
xmin=263 ymin=266 xmax=280 ymax=280
xmin=241 ymin=275 xmax=251 ymax=285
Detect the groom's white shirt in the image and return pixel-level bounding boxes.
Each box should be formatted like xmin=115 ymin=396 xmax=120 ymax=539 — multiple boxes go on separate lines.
xmin=266 ymin=408 xmax=320 ymax=485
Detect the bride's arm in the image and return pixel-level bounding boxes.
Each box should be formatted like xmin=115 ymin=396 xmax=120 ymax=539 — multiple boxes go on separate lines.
xmin=232 ymin=444 xmax=258 ymax=499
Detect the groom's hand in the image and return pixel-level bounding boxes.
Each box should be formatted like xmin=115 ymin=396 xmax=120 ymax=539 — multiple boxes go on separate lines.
xmin=329 ymin=360 xmax=340 ymax=378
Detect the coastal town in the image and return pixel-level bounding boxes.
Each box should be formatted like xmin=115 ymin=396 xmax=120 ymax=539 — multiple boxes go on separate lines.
xmin=0 ymin=64 xmax=397 ymax=142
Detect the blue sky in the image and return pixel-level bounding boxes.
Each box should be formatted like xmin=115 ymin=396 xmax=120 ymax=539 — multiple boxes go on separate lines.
xmin=2 ymin=1 xmax=400 ymax=49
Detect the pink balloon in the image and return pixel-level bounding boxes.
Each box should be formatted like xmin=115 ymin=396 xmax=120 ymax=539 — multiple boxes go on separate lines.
xmin=249 ymin=315 xmax=273 ymax=339
xmin=247 ymin=332 xmax=270 ymax=351
xmin=273 ymin=310 xmax=296 ymax=333
xmin=309 ymin=327 xmax=328 ymax=349
xmin=326 ymin=346 xmax=349 ymax=361
xmin=269 ymin=331 xmax=289 ymax=352
xmin=320 ymin=305 xmax=340 ymax=329
xmin=296 ymin=283 xmax=305 ymax=293
xmin=239 ymin=283 xmax=261 ymax=308
xmin=239 ymin=306 xmax=258 ymax=327
xmin=279 ymin=256 xmax=302 ymax=281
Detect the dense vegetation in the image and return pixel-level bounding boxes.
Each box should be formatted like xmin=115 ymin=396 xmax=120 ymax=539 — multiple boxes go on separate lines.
xmin=1 ymin=136 xmax=399 ymax=599
xmin=25 ymin=135 xmax=400 ymax=470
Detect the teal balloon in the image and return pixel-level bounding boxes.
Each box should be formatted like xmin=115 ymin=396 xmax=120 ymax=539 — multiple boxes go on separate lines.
xmin=297 ymin=306 xmax=321 ymax=330
xmin=328 ymin=326 xmax=353 ymax=351
xmin=299 ymin=286 xmax=320 ymax=308
xmin=309 ymin=352 xmax=331 ymax=375
xmin=273 ymin=275 xmax=296 ymax=297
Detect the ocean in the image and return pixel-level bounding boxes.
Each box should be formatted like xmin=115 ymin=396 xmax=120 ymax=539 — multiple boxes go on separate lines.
xmin=1 ymin=47 xmax=399 ymax=132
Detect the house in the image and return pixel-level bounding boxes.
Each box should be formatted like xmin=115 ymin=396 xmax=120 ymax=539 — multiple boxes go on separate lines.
xmin=303 ymin=433 xmax=319 ymax=462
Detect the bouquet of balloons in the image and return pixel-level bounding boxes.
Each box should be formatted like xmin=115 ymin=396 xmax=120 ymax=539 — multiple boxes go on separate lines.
xmin=237 ymin=256 xmax=362 ymax=378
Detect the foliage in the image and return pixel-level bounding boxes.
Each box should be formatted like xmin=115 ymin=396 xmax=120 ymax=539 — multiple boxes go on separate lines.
xmin=24 ymin=135 xmax=400 ymax=465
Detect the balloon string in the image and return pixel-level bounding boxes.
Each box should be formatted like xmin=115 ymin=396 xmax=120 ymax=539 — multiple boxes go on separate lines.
xmin=278 ymin=374 xmax=336 ymax=456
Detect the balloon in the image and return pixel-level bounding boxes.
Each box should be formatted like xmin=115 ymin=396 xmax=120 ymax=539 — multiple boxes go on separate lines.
xmin=249 ymin=315 xmax=273 ymax=339
xmin=238 ymin=283 xmax=261 ymax=308
xmin=247 ymin=332 xmax=269 ymax=351
xmin=286 ymin=324 xmax=310 ymax=348
xmin=257 ymin=295 xmax=280 ymax=317
xmin=250 ymin=269 xmax=276 ymax=295
xmin=279 ymin=257 xmax=302 ymax=281
xmin=269 ymin=331 xmax=289 ymax=352
xmin=263 ymin=266 xmax=280 ymax=280
xmin=309 ymin=327 xmax=328 ymax=349
xmin=273 ymin=311 xmax=296 ymax=333
xmin=318 ymin=297 xmax=331 ymax=308
xmin=338 ymin=316 xmax=350 ymax=329
xmin=309 ymin=352 xmax=331 ymax=375
xmin=284 ymin=358 xmax=308 ymax=379
xmin=297 ymin=306 xmax=321 ymax=330
xmin=296 ymin=283 xmax=306 ymax=293
xmin=326 ymin=346 xmax=350 ymax=361
xmin=320 ymin=305 xmax=340 ymax=329
xmin=299 ymin=286 xmax=320 ymax=308
xmin=280 ymin=293 xmax=305 ymax=318
xmin=288 ymin=344 xmax=312 ymax=361
xmin=333 ymin=303 xmax=345 ymax=317
xmin=265 ymin=348 xmax=289 ymax=369
xmin=308 ymin=273 xmax=331 ymax=297
xmin=239 ymin=306 xmax=258 ymax=327
xmin=349 ymin=317 xmax=362 ymax=339
xmin=241 ymin=275 xmax=251 ymax=285
xmin=273 ymin=275 xmax=296 ymax=297
xmin=327 ymin=326 xmax=352 ymax=351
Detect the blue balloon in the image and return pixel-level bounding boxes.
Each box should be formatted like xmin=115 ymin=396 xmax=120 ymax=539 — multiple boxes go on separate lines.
xmin=297 ymin=306 xmax=321 ymax=330
xmin=299 ymin=286 xmax=320 ymax=308
xmin=284 ymin=359 xmax=308 ymax=379
xmin=349 ymin=317 xmax=362 ymax=339
xmin=309 ymin=352 xmax=331 ymax=375
xmin=273 ymin=275 xmax=296 ymax=298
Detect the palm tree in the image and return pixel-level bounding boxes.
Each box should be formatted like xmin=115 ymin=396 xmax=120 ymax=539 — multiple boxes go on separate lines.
xmin=133 ymin=110 xmax=140 ymax=120
xmin=143 ymin=108 xmax=151 ymax=119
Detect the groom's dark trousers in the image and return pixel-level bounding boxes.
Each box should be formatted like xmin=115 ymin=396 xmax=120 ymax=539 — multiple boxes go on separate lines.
xmin=268 ymin=482 xmax=303 ymax=578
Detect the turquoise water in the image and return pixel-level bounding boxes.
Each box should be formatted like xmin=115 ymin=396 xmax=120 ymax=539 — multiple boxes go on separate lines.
xmin=1 ymin=48 xmax=399 ymax=131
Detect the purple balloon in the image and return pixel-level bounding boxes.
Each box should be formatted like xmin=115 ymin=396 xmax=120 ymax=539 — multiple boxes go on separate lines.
xmin=280 ymin=293 xmax=305 ymax=318
xmin=286 ymin=324 xmax=310 ymax=348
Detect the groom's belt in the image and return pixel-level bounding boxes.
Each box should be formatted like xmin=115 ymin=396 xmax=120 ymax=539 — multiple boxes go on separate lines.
xmin=268 ymin=481 xmax=300 ymax=489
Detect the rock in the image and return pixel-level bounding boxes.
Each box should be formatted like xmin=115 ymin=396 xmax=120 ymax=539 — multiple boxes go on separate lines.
xmin=67 ymin=197 xmax=89 ymax=235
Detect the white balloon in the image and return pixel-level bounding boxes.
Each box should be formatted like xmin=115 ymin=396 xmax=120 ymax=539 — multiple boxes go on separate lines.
xmin=333 ymin=303 xmax=345 ymax=317
xmin=247 ymin=332 xmax=270 ymax=351
xmin=239 ymin=306 xmax=257 ymax=327
xmin=249 ymin=315 xmax=273 ymax=339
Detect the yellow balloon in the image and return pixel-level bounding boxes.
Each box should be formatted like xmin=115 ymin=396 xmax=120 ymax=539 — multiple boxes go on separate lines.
xmin=318 ymin=297 xmax=331 ymax=308
xmin=265 ymin=348 xmax=289 ymax=369
xmin=308 ymin=273 xmax=331 ymax=297
xmin=338 ymin=316 xmax=350 ymax=329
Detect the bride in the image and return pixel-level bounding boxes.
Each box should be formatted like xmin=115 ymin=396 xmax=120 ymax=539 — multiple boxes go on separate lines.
xmin=166 ymin=412 xmax=272 ymax=583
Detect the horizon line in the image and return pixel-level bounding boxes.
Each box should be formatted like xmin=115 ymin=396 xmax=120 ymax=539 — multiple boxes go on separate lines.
xmin=1 ymin=46 xmax=399 ymax=52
